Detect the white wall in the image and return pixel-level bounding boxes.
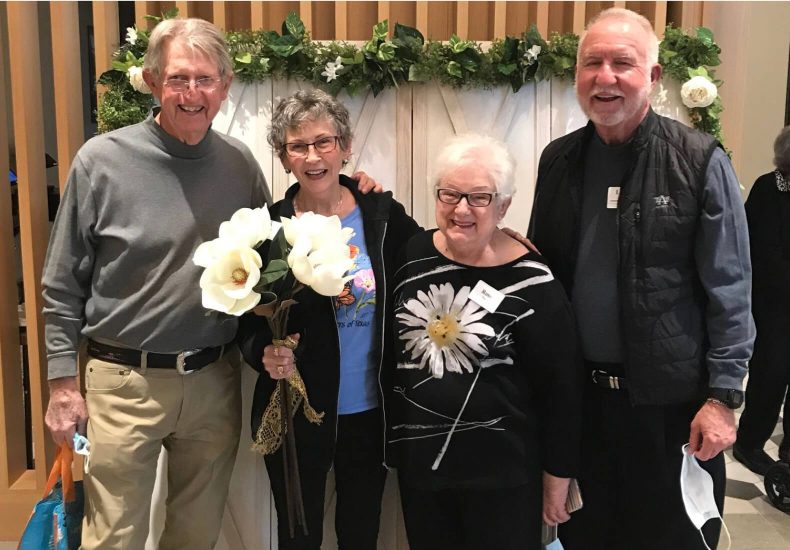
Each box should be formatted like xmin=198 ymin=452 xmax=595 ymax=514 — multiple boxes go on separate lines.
xmin=704 ymin=1 xmax=790 ymax=195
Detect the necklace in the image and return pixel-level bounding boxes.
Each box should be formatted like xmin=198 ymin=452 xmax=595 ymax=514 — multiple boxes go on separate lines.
xmin=775 ymin=170 xmax=789 ymax=192
xmin=294 ymin=187 xmax=344 ymax=216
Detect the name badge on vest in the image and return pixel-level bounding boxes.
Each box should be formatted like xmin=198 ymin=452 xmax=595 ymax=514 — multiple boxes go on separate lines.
xmin=607 ymin=187 xmax=620 ymax=209
xmin=469 ymin=280 xmax=505 ymax=313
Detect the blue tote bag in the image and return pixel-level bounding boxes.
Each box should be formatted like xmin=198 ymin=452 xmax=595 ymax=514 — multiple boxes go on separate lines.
xmin=19 ymin=445 xmax=84 ymax=550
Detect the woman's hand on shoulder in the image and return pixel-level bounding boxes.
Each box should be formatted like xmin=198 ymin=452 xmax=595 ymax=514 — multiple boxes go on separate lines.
xmin=262 ymin=333 xmax=300 ymax=380
xmin=542 ymin=472 xmax=571 ymax=526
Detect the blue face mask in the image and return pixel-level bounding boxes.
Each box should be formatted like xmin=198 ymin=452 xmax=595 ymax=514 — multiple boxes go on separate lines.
xmin=679 ymin=444 xmax=731 ymax=550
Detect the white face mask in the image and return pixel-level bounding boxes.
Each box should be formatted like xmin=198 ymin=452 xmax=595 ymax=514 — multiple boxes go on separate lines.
xmin=679 ymin=444 xmax=731 ymax=550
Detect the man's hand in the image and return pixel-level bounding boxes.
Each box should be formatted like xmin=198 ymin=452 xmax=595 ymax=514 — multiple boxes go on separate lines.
xmin=501 ymin=227 xmax=539 ymax=253
xmin=352 ymin=171 xmax=383 ymax=194
xmin=688 ymin=400 xmax=736 ymax=461
xmin=45 ymin=377 xmax=88 ymax=447
xmin=542 ymin=472 xmax=571 ymax=526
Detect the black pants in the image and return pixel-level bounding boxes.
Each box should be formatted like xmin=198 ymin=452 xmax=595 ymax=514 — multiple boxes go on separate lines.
xmin=267 ymin=408 xmax=388 ymax=550
xmin=737 ymin=313 xmax=790 ymax=455
xmin=398 ymin=477 xmax=542 ymax=550
xmin=559 ymin=380 xmax=725 ymax=550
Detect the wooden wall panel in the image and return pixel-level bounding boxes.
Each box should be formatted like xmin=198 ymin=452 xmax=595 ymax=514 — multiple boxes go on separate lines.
xmin=389 ymin=1 xmax=416 ymax=30
xmin=467 ymin=1 xmax=493 ymax=41
xmin=425 ymin=1 xmax=456 ymax=40
xmin=50 ymin=1 xmax=84 ymax=191
xmin=502 ymin=2 xmax=532 ymax=37
xmin=7 ymin=0 xmax=54 ymax=493
xmin=310 ymin=1 xmax=335 ymax=40
xmin=345 ymin=1 xmax=379 ymax=40
xmin=93 ymin=1 xmax=120 ymax=101
xmin=548 ymin=1 xmax=576 ymax=34
xmin=225 ymin=1 xmax=251 ymax=30
xmin=0 ymin=1 xmax=26 ymax=494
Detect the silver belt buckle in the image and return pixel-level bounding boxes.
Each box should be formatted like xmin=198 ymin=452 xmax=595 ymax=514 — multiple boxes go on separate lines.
xmin=176 ymin=349 xmax=201 ymax=375
xmin=592 ymin=369 xmax=621 ymax=390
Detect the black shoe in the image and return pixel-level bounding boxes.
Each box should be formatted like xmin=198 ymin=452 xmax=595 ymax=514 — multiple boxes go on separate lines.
xmin=733 ymin=443 xmax=777 ymax=475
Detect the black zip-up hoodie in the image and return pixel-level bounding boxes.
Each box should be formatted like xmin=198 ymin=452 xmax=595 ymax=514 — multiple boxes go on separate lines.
xmin=238 ymin=175 xmax=421 ymax=471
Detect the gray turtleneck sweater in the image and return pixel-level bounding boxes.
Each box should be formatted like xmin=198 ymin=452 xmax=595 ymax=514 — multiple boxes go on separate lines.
xmin=42 ymin=113 xmax=271 ymax=378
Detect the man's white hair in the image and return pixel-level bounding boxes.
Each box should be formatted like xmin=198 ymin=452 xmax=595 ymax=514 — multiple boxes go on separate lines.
xmin=578 ymin=8 xmax=659 ymax=66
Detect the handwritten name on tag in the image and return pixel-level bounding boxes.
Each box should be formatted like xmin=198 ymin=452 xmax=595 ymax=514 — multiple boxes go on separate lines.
xmin=607 ymin=187 xmax=620 ymax=209
xmin=469 ymin=280 xmax=505 ymax=313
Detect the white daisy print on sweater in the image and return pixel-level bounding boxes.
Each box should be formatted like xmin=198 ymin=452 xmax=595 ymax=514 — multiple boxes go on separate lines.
xmin=396 ymin=283 xmax=495 ymax=378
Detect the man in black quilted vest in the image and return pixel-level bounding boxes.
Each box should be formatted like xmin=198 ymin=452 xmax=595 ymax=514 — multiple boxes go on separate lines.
xmin=528 ymin=8 xmax=754 ymax=550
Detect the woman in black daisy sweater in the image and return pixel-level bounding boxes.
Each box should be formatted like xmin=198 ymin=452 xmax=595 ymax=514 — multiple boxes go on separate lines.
xmin=386 ymin=134 xmax=584 ymax=550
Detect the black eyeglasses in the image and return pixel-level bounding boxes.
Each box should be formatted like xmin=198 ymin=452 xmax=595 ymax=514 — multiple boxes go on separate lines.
xmin=436 ymin=188 xmax=498 ymax=207
xmin=164 ymin=76 xmax=223 ymax=93
xmin=284 ymin=136 xmax=340 ymax=158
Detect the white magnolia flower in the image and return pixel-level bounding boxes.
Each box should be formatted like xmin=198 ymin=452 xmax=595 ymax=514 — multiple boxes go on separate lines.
xmin=194 ymin=240 xmax=263 ymax=316
xmin=523 ymin=44 xmax=541 ymax=65
xmin=125 ymin=26 xmax=138 ymax=45
xmin=680 ymin=76 xmax=717 ymax=108
xmin=321 ymin=56 xmax=344 ymax=83
xmin=218 ymin=207 xmax=272 ymax=248
xmin=280 ymin=213 xmax=354 ymax=296
xmin=397 ymin=283 xmax=495 ymax=378
xmin=127 ymin=66 xmax=151 ymax=94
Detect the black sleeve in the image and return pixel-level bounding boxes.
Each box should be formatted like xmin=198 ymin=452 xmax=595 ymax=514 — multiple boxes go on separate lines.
xmin=521 ymin=279 xmax=584 ymax=478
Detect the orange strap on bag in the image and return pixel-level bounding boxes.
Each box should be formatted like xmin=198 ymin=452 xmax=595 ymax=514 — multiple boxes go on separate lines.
xmin=42 ymin=445 xmax=76 ymax=503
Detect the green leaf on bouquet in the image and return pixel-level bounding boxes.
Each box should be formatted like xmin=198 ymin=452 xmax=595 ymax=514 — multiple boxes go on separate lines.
xmin=260 ymin=259 xmax=289 ymax=285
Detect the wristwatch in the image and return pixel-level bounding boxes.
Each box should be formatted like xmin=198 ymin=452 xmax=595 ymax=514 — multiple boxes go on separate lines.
xmin=707 ymin=388 xmax=744 ymax=409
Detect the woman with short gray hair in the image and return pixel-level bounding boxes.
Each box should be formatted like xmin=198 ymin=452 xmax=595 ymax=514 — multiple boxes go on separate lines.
xmin=735 ymin=126 xmax=790 ymax=473
xmin=240 ymin=88 xmax=421 ymax=549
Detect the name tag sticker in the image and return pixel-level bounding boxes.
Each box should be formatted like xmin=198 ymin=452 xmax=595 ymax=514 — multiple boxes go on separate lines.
xmin=607 ymin=187 xmax=620 ymax=209
xmin=469 ymin=280 xmax=505 ymax=313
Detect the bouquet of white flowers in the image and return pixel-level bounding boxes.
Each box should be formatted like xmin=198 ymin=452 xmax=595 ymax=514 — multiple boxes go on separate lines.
xmin=193 ymin=206 xmax=354 ymax=536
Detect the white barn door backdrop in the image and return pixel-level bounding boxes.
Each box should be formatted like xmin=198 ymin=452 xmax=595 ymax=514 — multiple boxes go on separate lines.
xmin=145 ymin=76 xmax=690 ymax=550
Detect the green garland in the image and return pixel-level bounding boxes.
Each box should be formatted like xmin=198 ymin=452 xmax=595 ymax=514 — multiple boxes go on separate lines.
xmin=98 ymin=11 xmax=726 ymax=145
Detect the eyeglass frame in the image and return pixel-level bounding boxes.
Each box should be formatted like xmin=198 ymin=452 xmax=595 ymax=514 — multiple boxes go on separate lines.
xmin=435 ymin=187 xmax=499 ymax=207
xmin=283 ymin=136 xmax=341 ymax=158
xmin=163 ymin=76 xmax=224 ymax=93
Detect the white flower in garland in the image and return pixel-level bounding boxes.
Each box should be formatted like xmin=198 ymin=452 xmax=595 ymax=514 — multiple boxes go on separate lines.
xmin=127 ymin=66 xmax=151 ymax=94
xmin=321 ymin=56 xmax=344 ymax=83
xmin=397 ymin=283 xmax=495 ymax=378
xmin=125 ymin=26 xmax=138 ymax=45
xmin=523 ymin=44 xmax=541 ymax=65
xmin=680 ymin=75 xmax=717 ymax=108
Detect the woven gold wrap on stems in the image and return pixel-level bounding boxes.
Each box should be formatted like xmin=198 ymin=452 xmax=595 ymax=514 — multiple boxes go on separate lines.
xmin=252 ymin=367 xmax=324 ymax=455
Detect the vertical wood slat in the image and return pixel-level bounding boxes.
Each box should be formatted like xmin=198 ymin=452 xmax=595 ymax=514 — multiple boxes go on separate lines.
xmin=250 ymin=2 xmax=264 ymax=29
xmin=456 ymin=1 xmax=469 ymax=39
xmin=7 ymin=0 xmax=55 ymax=489
xmin=0 ymin=3 xmax=26 ymax=492
xmin=493 ymin=1 xmax=507 ymax=39
xmin=679 ymin=1 xmax=704 ymax=29
xmin=175 ymin=1 xmax=191 ymax=19
xmin=299 ymin=1 xmax=313 ymax=35
xmin=416 ymin=1 xmax=429 ymax=38
xmin=572 ymin=1 xmax=587 ymax=34
xmin=135 ymin=1 xmax=157 ymax=30
xmin=50 ymin=1 xmax=85 ymax=192
xmin=335 ymin=1 xmax=347 ymax=40
xmin=536 ymin=1 xmax=550 ymax=37
xmin=395 ymin=87 xmax=413 ymax=212
xmin=378 ymin=0 xmax=391 ymax=33
xmin=93 ymin=1 xmax=120 ymax=99
xmin=212 ymin=1 xmax=226 ymax=30
xmin=653 ymin=1 xmax=667 ymax=36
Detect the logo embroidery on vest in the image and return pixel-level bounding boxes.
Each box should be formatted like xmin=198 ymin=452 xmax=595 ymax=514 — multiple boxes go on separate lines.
xmin=654 ymin=195 xmax=671 ymax=208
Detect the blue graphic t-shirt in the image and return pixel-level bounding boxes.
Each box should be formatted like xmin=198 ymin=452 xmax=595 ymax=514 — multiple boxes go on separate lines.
xmin=336 ymin=206 xmax=378 ymax=414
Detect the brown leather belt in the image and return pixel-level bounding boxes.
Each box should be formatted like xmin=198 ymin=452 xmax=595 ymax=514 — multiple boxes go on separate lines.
xmin=87 ymin=339 xmax=225 ymax=374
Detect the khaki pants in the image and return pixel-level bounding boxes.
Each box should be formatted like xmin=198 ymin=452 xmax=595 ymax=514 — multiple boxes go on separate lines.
xmin=81 ymin=355 xmax=241 ymax=550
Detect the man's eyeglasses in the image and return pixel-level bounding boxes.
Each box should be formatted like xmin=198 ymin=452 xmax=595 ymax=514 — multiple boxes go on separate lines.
xmin=436 ymin=188 xmax=498 ymax=207
xmin=164 ymin=76 xmax=223 ymax=93
xmin=284 ymin=136 xmax=340 ymax=158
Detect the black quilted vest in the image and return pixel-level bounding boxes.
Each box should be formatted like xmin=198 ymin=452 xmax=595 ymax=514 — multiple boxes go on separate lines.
xmin=529 ymin=109 xmax=720 ymax=405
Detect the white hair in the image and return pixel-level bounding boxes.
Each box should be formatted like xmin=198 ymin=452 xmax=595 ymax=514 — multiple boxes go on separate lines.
xmin=579 ymin=8 xmax=659 ymax=66
xmin=433 ymin=134 xmax=516 ymax=199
